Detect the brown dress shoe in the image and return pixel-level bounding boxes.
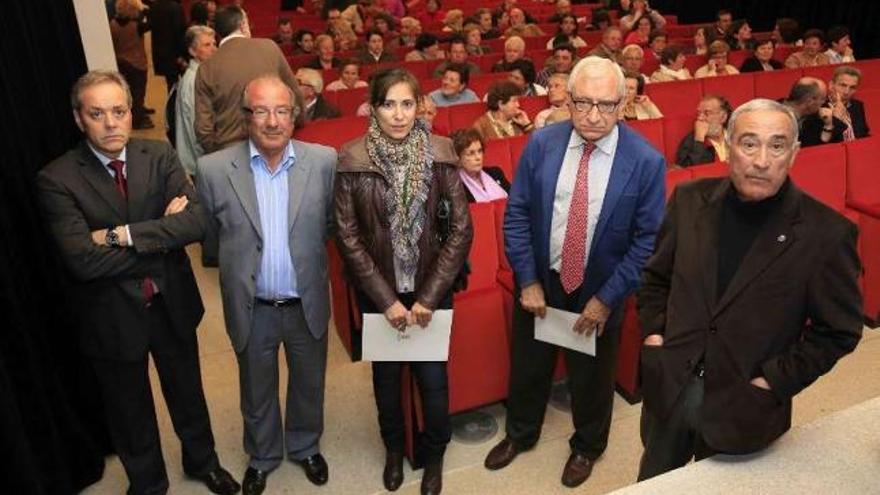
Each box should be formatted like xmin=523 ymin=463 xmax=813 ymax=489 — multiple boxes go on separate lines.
xmin=561 ymin=453 xmax=594 ymax=488
xmin=383 ymin=451 xmax=404 ymax=491
xmin=484 ymin=438 xmax=521 ymax=470
xmin=421 ymin=461 xmax=443 ymax=495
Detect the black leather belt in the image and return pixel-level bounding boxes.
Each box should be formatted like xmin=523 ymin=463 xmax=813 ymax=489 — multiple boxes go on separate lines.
xmin=256 ymin=298 xmax=300 ymax=308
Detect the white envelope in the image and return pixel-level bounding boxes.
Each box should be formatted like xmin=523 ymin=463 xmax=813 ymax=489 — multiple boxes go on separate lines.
xmin=534 ymin=307 xmax=596 ymax=356
xmin=362 ymin=310 xmax=454 ymax=362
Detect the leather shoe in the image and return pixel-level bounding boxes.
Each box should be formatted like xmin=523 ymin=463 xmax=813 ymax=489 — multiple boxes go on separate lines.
xmin=421 ymin=461 xmax=443 ymax=495
xmin=242 ymin=467 xmax=268 ymax=495
xmin=561 ymin=452 xmax=594 ymax=488
xmin=484 ymin=438 xmax=521 ymax=471
xmin=296 ymin=453 xmax=329 ymax=485
xmin=197 ymin=467 xmax=241 ymax=495
xmin=383 ymin=451 xmax=404 ymax=491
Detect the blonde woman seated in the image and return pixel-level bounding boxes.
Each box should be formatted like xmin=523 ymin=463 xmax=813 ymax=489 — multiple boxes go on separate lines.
xmin=325 ymin=60 xmax=369 ymax=91
xmin=694 ymin=40 xmax=740 ymax=78
xmin=450 ymin=129 xmax=510 ymax=203
xmin=442 ymin=9 xmax=464 ymax=33
xmin=472 ymin=81 xmax=534 ymax=139
xmin=650 ymin=45 xmax=692 ymax=82
xmin=621 ymin=71 xmax=662 ymax=120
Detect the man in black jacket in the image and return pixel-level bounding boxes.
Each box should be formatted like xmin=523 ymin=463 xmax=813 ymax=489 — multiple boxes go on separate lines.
xmin=148 ymin=0 xmax=187 ymax=92
xmin=828 ymin=65 xmax=871 ymax=140
xmin=782 ymin=77 xmax=847 ymax=147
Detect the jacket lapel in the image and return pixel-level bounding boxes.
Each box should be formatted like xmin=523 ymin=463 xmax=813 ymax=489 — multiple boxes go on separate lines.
xmin=696 ymin=180 xmax=728 ymax=316
xmin=125 ymin=140 xmax=150 ymax=222
xmin=288 ymin=141 xmax=313 ymax=233
xmin=227 ymin=143 xmax=263 ymax=240
xmin=77 ymin=142 xmax=127 ymax=221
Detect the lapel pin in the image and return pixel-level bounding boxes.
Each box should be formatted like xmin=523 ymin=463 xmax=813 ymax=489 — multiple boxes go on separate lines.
xmin=777 ymin=234 xmax=787 ymax=243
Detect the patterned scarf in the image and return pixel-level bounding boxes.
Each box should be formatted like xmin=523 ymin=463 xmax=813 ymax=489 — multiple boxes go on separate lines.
xmin=365 ymin=115 xmax=434 ymax=280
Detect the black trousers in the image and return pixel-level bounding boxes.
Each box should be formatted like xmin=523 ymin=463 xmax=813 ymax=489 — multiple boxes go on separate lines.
xmin=358 ymin=291 xmax=452 ymax=464
xmin=91 ymin=296 xmax=218 ymax=495
xmin=117 ymin=60 xmax=148 ymax=123
xmin=505 ymin=271 xmax=621 ymax=459
xmin=637 ymin=372 xmax=715 ymax=481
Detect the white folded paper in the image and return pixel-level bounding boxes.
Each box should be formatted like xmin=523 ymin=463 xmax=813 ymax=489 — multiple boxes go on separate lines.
xmin=534 ymin=307 xmax=596 ymax=356
xmin=362 ymin=309 xmax=454 ymax=362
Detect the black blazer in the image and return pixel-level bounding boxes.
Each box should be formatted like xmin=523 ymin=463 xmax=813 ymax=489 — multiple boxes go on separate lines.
xmin=675 ymin=131 xmax=717 ymax=167
xmin=147 ymin=0 xmax=186 ymax=77
xmin=846 ymin=98 xmax=870 ymax=138
xmin=36 ymin=139 xmax=205 ymax=361
xmin=463 ymin=166 xmax=510 ymax=203
xmin=638 ymin=178 xmax=862 ymax=454
xmin=800 ymin=113 xmax=847 ymax=147
xmin=739 ymin=57 xmax=783 ymax=73
xmin=305 ymin=94 xmax=342 ymax=121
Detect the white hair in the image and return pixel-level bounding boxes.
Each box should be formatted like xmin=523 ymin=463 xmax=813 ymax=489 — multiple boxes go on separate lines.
xmin=296 ymin=67 xmax=324 ymax=94
xmin=567 ymin=56 xmax=626 ymax=100
xmin=725 ymin=98 xmax=800 ymax=146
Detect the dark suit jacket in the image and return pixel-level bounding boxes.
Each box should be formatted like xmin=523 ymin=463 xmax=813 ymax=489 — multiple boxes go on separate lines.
xmin=800 ymin=112 xmax=847 ymax=147
xmin=739 ymin=57 xmax=783 ymax=73
xmin=36 ymin=139 xmax=206 ymax=361
xmin=148 ymin=0 xmax=186 ymax=77
xmin=675 ymin=131 xmax=717 ymax=167
xmin=305 ymin=95 xmax=341 ymax=121
xmin=303 ymin=56 xmax=342 ymax=70
xmin=355 ymin=50 xmax=396 ymax=65
xmin=637 ymin=178 xmax=863 ymax=454
xmin=845 ymin=98 xmax=870 ymax=138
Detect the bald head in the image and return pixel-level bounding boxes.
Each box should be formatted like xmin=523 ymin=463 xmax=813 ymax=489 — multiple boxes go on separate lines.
xmin=787 ymin=76 xmax=827 ymax=116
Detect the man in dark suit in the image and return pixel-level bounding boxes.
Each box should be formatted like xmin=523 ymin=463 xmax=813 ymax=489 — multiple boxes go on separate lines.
xmin=295 ymin=68 xmax=341 ymax=122
xmin=829 ymin=65 xmax=871 ymax=140
xmin=148 ymin=0 xmax=187 ymax=92
xmin=36 ymin=71 xmax=239 ymax=495
xmin=636 ymin=98 xmax=863 ymax=480
xmin=781 ymin=77 xmax=848 ymax=147
xmin=485 ymin=56 xmax=666 ymax=488
xmin=194 ymin=5 xmax=299 ymax=154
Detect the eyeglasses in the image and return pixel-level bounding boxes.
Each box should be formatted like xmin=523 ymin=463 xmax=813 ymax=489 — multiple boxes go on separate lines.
xmin=243 ymin=106 xmax=297 ymax=121
xmin=569 ymin=98 xmax=621 ymax=114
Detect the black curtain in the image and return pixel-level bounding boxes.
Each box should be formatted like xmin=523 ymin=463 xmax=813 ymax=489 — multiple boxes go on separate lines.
xmin=0 ymin=1 xmax=109 ymax=493
xmin=653 ymin=0 xmax=880 ymax=59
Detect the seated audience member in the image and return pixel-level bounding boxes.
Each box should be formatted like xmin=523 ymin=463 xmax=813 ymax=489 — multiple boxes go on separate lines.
xmin=825 ymin=26 xmax=855 ymax=64
xmin=296 ymin=68 xmax=342 ymax=121
xmin=782 ymin=77 xmax=846 ymax=146
xmin=785 ymin=29 xmax=830 ymax=68
xmin=358 ymin=29 xmax=396 ymax=64
xmin=695 ymin=40 xmax=740 ymax=78
xmin=725 ymin=19 xmax=755 ymax=51
xmin=432 ymin=36 xmax=481 ymax=77
xmin=451 ymin=129 xmax=510 ymax=202
xmin=371 ymin=13 xmax=397 ymax=40
xmin=675 ymin=94 xmax=732 ymax=166
xmin=534 ymin=73 xmax=571 ymax=128
xmin=537 ymin=44 xmax=576 ymax=87
xmin=585 ymin=8 xmax=612 ymax=32
xmin=305 ymin=34 xmax=342 ymax=69
xmin=624 ymin=15 xmax=654 ymax=47
xmin=621 ymin=71 xmax=662 ymax=121
xmin=493 ymin=0 xmax=536 ymax=27
xmin=546 ymin=0 xmax=573 ymax=24
xmin=329 ymin=18 xmax=359 ymax=50
xmin=492 ymin=36 xmax=528 ymax=72
xmin=589 ymin=26 xmax=624 ymax=60
xmin=713 ymin=8 xmax=732 ymax=39
xmin=692 ymin=26 xmax=708 ymax=55
xmin=405 ymin=33 xmax=444 ymax=61
xmin=508 ymin=59 xmax=547 ymax=96
xmin=504 ymin=7 xmax=545 ymax=38
xmin=828 ymin=66 xmax=870 ymax=139
xmin=396 ymin=16 xmax=421 ymax=49
xmin=650 ymin=44 xmax=692 ymax=82
xmin=773 ymin=17 xmax=801 ymax=47
xmin=176 ymin=25 xmax=217 ymax=177
xmin=647 ymin=30 xmax=667 ymax=61
xmin=416 ymin=0 xmax=445 ymax=26
xmin=740 ymin=39 xmax=783 ymax=72
xmin=189 ymin=0 xmax=215 ymax=27
xmin=546 ymin=14 xmax=587 ymax=49
xmin=473 ymin=80 xmax=534 ymax=139
xmin=418 ymin=95 xmax=448 ymax=135
xmin=429 ymin=64 xmax=479 ymax=107
xmin=464 ymin=26 xmax=491 ymax=55
xmin=294 ymin=29 xmax=316 ymax=55
xmin=619 ymin=0 xmax=666 ymax=33
xmin=272 ymin=17 xmax=295 ymax=49
xmin=325 ymin=60 xmax=369 ymax=91
xmin=620 ymin=44 xmax=648 ymax=85
xmin=443 ymin=9 xmax=464 ymax=33
xmin=474 ymin=7 xmax=501 ymax=40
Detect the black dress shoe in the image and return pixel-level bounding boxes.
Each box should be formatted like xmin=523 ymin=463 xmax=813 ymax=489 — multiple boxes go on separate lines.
xmin=421 ymin=461 xmax=443 ymax=495
xmin=242 ymin=467 xmax=268 ymax=495
xmin=198 ymin=467 xmax=241 ymax=495
xmin=484 ymin=438 xmax=522 ymax=470
xmin=383 ymin=451 xmax=404 ymax=491
xmin=296 ymin=453 xmax=329 ymax=485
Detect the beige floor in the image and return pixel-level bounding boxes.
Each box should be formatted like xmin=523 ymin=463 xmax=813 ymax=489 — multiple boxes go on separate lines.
xmin=82 ymin=43 xmax=880 ymax=494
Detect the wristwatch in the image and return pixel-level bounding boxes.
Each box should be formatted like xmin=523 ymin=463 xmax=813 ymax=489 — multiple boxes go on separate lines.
xmin=106 ymin=227 xmax=120 ymax=247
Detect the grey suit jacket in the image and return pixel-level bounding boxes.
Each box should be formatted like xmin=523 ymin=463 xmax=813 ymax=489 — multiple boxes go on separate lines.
xmin=196 ymin=140 xmax=337 ymax=352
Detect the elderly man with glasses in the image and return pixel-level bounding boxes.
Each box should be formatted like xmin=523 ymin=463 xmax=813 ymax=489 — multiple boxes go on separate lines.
xmin=485 ymin=56 xmax=666 ymax=488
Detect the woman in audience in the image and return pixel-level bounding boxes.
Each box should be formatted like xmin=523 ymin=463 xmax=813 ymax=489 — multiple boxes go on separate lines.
xmin=473 ymin=80 xmax=534 ymax=139
xmin=695 ymin=40 xmax=740 ymax=78
xmin=726 ymin=19 xmax=755 ymax=51
xmin=692 ymin=26 xmax=708 ymax=55
xmin=464 ymin=25 xmax=490 ymax=55
xmin=621 ymin=71 xmax=662 ymax=121
xmin=405 ymin=33 xmax=444 ymax=61
xmin=442 ymin=9 xmax=464 ymax=33
xmin=325 ymin=60 xmax=369 ymax=91
xmin=772 ymin=17 xmax=801 ymax=47
xmin=451 ymin=129 xmax=510 ymax=202
xmin=825 ymin=26 xmax=855 ymax=63
xmin=624 ymin=15 xmax=654 ymax=47
xmin=650 ymin=44 xmax=692 ymax=82
xmin=674 ymin=94 xmax=732 ymax=167
xmin=330 ymin=18 xmax=359 ymax=51
xmin=620 ymin=44 xmax=647 ymax=80
xmin=416 ymin=0 xmax=446 ymax=26
xmin=294 ymin=29 xmax=316 ymax=55
xmin=546 ymin=14 xmax=587 ymax=49
xmin=534 ymin=73 xmax=571 ymax=128
xmin=618 ymin=0 xmax=666 ymax=33
xmin=491 ymin=36 xmax=527 ymax=72
xmin=305 ymin=34 xmax=342 ymax=69
xmin=739 ymin=39 xmax=783 ymax=72
xmin=507 ymin=59 xmax=547 ymax=96
xmin=334 ymin=67 xmax=471 ymax=495
xmin=372 ymin=13 xmax=398 ymax=41
xmin=785 ymin=29 xmax=830 ymax=68
xmin=396 ymin=17 xmax=421 ymax=49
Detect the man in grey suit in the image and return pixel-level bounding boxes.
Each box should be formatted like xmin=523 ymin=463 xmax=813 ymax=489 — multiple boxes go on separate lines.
xmin=197 ymin=76 xmax=337 ymax=495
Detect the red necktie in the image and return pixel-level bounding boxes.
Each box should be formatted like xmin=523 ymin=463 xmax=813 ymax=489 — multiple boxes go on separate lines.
xmin=560 ymin=142 xmax=596 ymax=294
xmin=108 ymin=160 xmax=155 ymax=305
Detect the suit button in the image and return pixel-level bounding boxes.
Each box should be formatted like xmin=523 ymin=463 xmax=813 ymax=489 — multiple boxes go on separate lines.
xmin=257 ymin=244 xmax=263 ymax=252
xmin=709 ymin=325 xmax=718 ymax=334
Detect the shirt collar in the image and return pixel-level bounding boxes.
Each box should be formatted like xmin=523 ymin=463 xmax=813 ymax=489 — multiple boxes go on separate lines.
xmin=219 ymin=32 xmax=247 ymax=47
xmin=567 ymin=123 xmax=619 ymax=157
xmin=88 ymin=142 xmax=127 ymax=167
xmin=248 ymin=139 xmax=296 ymax=175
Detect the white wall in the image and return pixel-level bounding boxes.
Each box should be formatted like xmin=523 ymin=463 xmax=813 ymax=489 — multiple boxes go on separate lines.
xmin=73 ymin=0 xmax=118 ymax=71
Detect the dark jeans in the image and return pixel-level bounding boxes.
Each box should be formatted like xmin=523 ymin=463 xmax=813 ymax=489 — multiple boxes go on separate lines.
xmin=638 ymin=372 xmax=716 ymax=481
xmin=505 ymin=271 xmax=621 ymax=459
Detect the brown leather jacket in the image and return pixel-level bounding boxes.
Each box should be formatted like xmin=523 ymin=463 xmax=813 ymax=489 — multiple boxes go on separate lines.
xmin=334 ymin=134 xmax=473 ymax=312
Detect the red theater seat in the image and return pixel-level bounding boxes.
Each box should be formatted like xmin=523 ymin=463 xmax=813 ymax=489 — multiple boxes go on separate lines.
xmin=627 ymin=118 xmax=666 ymax=157
xmin=662 ymin=115 xmax=696 ymax=166
xmin=753 ymin=68 xmax=802 ymax=100
xmin=335 ymin=86 xmax=369 ymax=116
xmin=484 ymin=138 xmax=513 ymax=181
xmin=293 ymin=116 xmax=367 ymax=148
xmin=701 ymin=72 xmax=756 ymax=108
xmin=845 ymin=138 xmax=880 ymax=323
xmin=448 ymin=102 xmax=486 ymax=133
xmin=688 ymin=161 xmax=728 ymax=179
xmin=645 ymin=78 xmax=702 ymax=117
xmin=802 ymin=65 xmax=837 ymax=84
xmin=507 ymin=134 xmax=530 ymax=173
xmin=790 ymin=143 xmax=847 ymax=212
xmin=665 ymin=167 xmax=694 ymax=200
xmin=854 ymin=59 xmax=880 ymax=89
xmin=518 ymin=95 xmax=549 ymax=120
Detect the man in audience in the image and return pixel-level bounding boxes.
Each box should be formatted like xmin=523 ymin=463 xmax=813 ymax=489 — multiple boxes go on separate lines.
xmin=194 ymin=5 xmax=299 ymax=154
xmin=432 ymin=36 xmax=481 ymax=78
xmin=537 ymin=44 xmax=576 ymax=87
xmin=38 ymin=70 xmax=240 ymax=495
xmin=176 ymin=25 xmax=217 ymax=178
xmin=429 ymin=64 xmax=480 ymax=107
xmin=782 ymin=77 xmax=847 ymax=146
xmin=272 ymin=17 xmax=295 ymax=49
xmin=504 ymin=7 xmax=545 ymax=38
xmin=294 ymin=29 xmax=316 ymax=55
xmin=647 ymin=30 xmax=667 ymax=61
xmin=828 ymin=66 xmax=870 ymax=140
xmin=825 ymin=26 xmax=855 ymax=64
xmin=772 ymin=17 xmax=801 ymax=47
xmin=357 ymin=29 xmax=396 ymax=64
xmin=475 ymin=7 xmax=501 ymax=39
xmin=675 ymin=95 xmax=732 ymax=167
xmin=785 ymin=29 xmax=830 ymax=68
xmin=619 ymin=44 xmax=647 ymax=83
xmin=396 ymin=16 xmax=421 ymax=48
xmin=492 ymin=36 xmax=529 ymax=72
xmin=637 ymin=98 xmax=862 ymax=480
xmin=588 ymin=26 xmax=623 ymax=61
xmin=197 ymin=75 xmax=337 ymax=495
xmin=714 ymin=9 xmax=732 ymax=39
xmin=486 ymin=56 xmax=665 ymax=489
xmin=296 ymin=68 xmax=341 ymax=121
xmin=305 ymin=34 xmax=342 ymax=70
xmin=534 ymin=72 xmax=571 ymax=128
xmin=546 ymin=0 xmax=573 ymax=23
